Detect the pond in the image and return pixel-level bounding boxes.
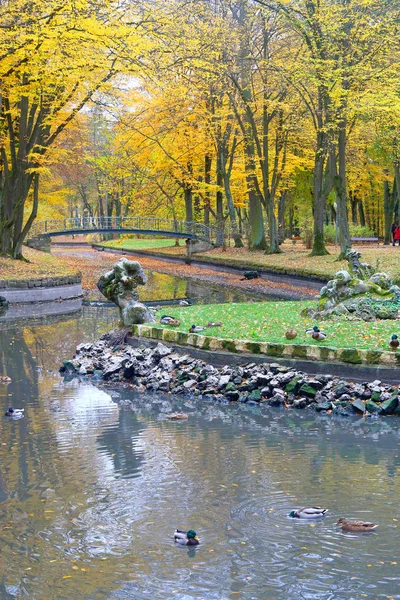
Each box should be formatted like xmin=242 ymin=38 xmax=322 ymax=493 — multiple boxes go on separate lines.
xmin=0 ymin=309 xmax=400 ymax=600
xmin=86 ymin=270 xmax=285 ymax=305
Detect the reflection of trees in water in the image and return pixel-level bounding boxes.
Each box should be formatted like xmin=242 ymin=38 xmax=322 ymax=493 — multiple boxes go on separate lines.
xmin=0 ymin=327 xmax=38 ymax=404
xmin=96 ymin=410 xmax=145 ymax=479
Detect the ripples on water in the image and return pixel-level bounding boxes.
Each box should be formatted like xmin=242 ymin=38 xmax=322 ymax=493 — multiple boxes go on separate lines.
xmin=0 ymin=310 xmax=400 ymax=600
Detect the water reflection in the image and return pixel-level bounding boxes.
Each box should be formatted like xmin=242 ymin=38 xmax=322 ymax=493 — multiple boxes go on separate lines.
xmin=0 ymin=314 xmax=399 ymax=599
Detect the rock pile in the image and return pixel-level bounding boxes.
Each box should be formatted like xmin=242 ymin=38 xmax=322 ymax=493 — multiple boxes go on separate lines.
xmin=61 ymin=337 xmax=400 ymax=417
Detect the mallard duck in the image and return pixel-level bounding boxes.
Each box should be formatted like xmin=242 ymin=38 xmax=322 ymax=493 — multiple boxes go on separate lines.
xmin=174 ymin=529 xmax=199 ymax=545
xmin=337 ymin=518 xmax=378 ymax=532
xmin=306 ymin=326 xmax=327 ymax=341
xmin=4 ymin=407 xmax=24 ymax=418
xmin=0 ymin=376 xmax=12 ymax=384
xmin=389 ymin=334 xmax=399 ymax=350
xmin=167 ymin=413 xmax=188 ymax=421
xmin=160 ymin=315 xmax=180 ymax=326
xmin=285 ymin=329 xmax=298 ymax=340
xmin=289 ymin=507 xmax=328 ymax=519
xmin=189 ymin=324 xmax=205 ymax=333
xmin=207 ymin=321 xmax=222 ymax=328
xmin=179 ymin=299 xmax=191 ymax=306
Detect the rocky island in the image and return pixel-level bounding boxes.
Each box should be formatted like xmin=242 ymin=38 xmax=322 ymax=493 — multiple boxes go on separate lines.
xmin=61 ymin=333 xmax=400 ymax=417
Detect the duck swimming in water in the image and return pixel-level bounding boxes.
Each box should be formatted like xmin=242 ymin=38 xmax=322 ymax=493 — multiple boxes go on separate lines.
xmin=337 ymin=518 xmax=378 ymax=532
xmin=167 ymin=413 xmax=189 ymax=421
xmin=306 ymin=326 xmax=327 ymax=341
xmin=389 ymin=334 xmax=399 ymax=350
xmin=289 ymin=507 xmax=328 ymax=519
xmin=4 ymin=407 xmax=24 ymax=418
xmin=174 ymin=529 xmax=199 ymax=545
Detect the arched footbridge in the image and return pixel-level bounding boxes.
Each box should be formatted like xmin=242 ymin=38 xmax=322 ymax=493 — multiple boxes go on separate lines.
xmin=27 ymin=216 xmax=224 ymax=247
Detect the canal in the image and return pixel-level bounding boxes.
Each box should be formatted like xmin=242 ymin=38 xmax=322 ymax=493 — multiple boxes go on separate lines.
xmin=0 ymin=307 xmax=400 ymax=599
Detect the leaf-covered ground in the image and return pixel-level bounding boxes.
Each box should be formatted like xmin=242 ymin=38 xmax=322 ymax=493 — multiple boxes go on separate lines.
xmin=107 ymin=239 xmax=400 ymax=283
xmin=52 ymin=246 xmax=316 ymax=299
xmin=153 ymin=301 xmax=400 ymax=352
xmin=0 ymin=247 xmax=79 ymax=281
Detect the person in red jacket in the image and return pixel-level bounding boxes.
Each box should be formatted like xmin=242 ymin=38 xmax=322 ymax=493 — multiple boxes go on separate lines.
xmin=394 ymin=225 xmax=400 ymax=246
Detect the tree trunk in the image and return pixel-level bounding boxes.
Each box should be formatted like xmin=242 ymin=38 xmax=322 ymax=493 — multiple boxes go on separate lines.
xmin=204 ymin=154 xmax=211 ymax=229
xmin=220 ymin=147 xmax=243 ymax=248
xmin=310 ymin=143 xmax=329 ymax=256
xmin=334 ymin=124 xmax=351 ymax=257
xmin=350 ymin=191 xmax=358 ymax=225
xmin=383 ymin=179 xmax=394 ymax=245
xmin=184 ymin=184 xmax=193 ymax=223
xmin=278 ymin=191 xmax=287 ymax=243
xmin=358 ymin=199 xmax=366 ymax=227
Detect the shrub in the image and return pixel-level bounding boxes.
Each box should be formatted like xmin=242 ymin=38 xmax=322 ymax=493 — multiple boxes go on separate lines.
xmin=324 ymin=224 xmax=376 ymax=245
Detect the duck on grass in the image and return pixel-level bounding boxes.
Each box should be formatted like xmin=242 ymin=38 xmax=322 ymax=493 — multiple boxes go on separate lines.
xmin=153 ymin=301 xmax=400 ymax=353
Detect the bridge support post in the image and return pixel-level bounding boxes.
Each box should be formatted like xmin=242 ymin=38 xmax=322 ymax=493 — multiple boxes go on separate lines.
xmin=185 ymin=238 xmax=192 ymax=264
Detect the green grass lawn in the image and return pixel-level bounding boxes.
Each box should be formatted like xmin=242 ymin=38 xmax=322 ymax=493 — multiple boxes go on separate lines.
xmin=154 ymin=301 xmax=400 ymax=352
xmin=102 ymin=237 xmax=178 ymax=251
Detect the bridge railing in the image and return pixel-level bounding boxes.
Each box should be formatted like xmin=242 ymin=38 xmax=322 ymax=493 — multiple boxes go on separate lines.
xmin=29 ymin=216 xmax=223 ymax=244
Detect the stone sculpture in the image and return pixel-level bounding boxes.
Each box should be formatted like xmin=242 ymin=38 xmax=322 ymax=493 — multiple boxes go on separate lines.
xmin=303 ymin=249 xmax=400 ymax=321
xmin=97 ymin=258 xmax=155 ymax=326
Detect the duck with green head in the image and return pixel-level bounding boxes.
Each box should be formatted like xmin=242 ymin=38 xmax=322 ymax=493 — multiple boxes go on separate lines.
xmin=174 ymin=529 xmax=199 ymax=545
xmin=306 ymin=326 xmax=327 ymax=341
xmin=389 ymin=334 xmax=399 ymax=350
xmin=289 ymin=507 xmax=328 ymax=519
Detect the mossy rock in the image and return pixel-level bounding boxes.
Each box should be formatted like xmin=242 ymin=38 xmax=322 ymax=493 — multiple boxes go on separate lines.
xmin=380 ymin=394 xmax=399 ymax=415
xmin=163 ymin=329 xmax=178 ymax=343
xmin=371 ymin=390 xmax=381 ymax=403
xmin=201 ymin=337 xmax=211 ymax=350
xmin=177 ymin=332 xmax=189 ymax=345
xmin=299 ymin=383 xmax=317 ymax=398
xmin=365 ymin=350 xmax=382 ymax=364
xmin=285 ymin=376 xmax=302 ymax=394
xmin=221 ymin=339 xmax=238 ymax=353
xmin=339 ymin=348 xmax=362 ymax=364
xmin=225 ymin=382 xmax=237 ymax=392
xmin=319 ymin=346 xmax=335 ymax=360
xmin=350 ymin=398 xmax=365 ymax=414
xmin=365 ymin=399 xmax=382 ymax=414
xmin=246 ymin=342 xmax=262 ymax=354
xmin=315 ymin=401 xmax=332 ymax=412
xmin=291 ymin=345 xmax=308 ymax=359
xmin=249 ymin=389 xmax=261 ymax=402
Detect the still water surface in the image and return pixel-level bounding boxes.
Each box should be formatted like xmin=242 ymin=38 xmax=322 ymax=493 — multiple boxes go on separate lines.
xmin=0 ymin=309 xmax=400 ymax=600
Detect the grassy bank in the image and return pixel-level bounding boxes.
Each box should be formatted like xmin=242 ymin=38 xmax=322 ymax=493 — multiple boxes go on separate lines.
xmin=0 ymin=247 xmax=80 ymax=282
xmin=102 ymin=238 xmax=177 ymax=251
xmin=153 ymin=301 xmax=400 ymax=352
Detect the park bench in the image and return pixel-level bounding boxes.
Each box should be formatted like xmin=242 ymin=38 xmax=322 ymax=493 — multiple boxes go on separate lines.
xmin=350 ymin=237 xmax=379 ymax=245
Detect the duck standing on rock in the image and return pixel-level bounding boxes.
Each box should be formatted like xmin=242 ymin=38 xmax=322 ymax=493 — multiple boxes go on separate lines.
xmin=189 ymin=324 xmax=206 ymax=333
xmin=174 ymin=529 xmax=199 ymax=545
xmin=289 ymin=507 xmax=328 ymax=519
xmin=389 ymin=334 xmax=399 ymax=350
xmin=306 ymin=326 xmax=327 ymax=341
xmin=337 ymin=518 xmax=378 ymax=532
xmin=160 ymin=315 xmax=181 ymax=326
